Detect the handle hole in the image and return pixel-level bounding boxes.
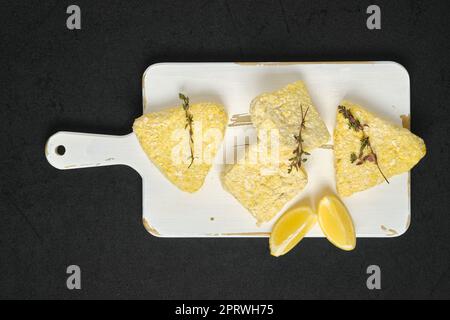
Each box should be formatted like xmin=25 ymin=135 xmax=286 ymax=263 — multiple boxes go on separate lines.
xmin=55 ymin=145 xmax=66 ymax=156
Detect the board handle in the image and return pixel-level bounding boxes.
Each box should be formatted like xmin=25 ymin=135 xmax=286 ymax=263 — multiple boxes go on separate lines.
xmin=45 ymin=131 xmax=143 ymax=171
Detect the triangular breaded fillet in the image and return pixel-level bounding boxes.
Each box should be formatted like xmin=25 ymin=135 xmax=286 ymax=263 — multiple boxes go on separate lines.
xmin=221 ymin=144 xmax=308 ymax=225
xmin=334 ymin=100 xmax=426 ymax=197
xmin=133 ymin=102 xmax=227 ymax=193
xmin=250 ymin=81 xmax=330 ymax=152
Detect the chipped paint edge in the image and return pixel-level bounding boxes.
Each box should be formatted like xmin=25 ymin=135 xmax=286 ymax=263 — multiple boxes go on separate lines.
xmin=219 ymin=232 xmax=271 ymax=237
xmin=380 ymin=225 xmax=399 ymax=237
xmin=229 ymin=113 xmax=253 ymax=127
xmin=400 ymin=114 xmax=411 ymax=130
xmin=142 ymin=69 xmax=149 ymax=114
xmin=143 ymin=217 xmax=161 ymax=237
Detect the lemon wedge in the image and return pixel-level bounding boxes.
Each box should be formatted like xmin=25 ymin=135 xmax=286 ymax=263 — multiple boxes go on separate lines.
xmin=318 ymin=195 xmax=356 ymax=251
xmin=269 ymin=206 xmax=317 ymax=257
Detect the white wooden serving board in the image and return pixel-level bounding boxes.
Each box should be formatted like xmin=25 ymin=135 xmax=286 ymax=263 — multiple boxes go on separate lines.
xmin=46 ymin=62 xmax=411 ymax=238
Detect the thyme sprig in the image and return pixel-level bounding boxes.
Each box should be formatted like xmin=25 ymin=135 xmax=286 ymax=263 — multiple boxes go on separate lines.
xmin=179 ymin=93 xmax=194 ymax=168
xmin=288 ymin=105 xmax=311 ymax=174
xmin=338 ymin=105 xmax=389 ymax=184
xmin=338 ymin=105 xmax=364 ymax=131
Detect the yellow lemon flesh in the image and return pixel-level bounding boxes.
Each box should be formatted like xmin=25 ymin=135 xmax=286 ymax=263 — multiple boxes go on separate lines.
xmin=269 ymin=206 xmax=317 ymax=257
xmin=318 ymin=195 xmax=356 ymax=251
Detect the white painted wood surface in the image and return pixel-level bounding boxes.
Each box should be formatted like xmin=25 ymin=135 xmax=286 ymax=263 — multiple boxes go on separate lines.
xmin=46 ymin=62 xmax=411 ymax=238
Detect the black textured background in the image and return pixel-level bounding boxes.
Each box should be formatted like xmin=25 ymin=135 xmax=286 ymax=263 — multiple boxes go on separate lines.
xmin=0 ymin=0 xmax=449 ymax=300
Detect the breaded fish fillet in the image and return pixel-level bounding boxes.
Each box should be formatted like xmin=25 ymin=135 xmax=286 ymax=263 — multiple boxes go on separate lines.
xmin=334 ymin=100 xmax=426 ymax=197
xmin=250 ymin=80 xmax=330 ymax=152
xmin=221 ymin=144 xmax=308 ymax=224
xmin=133 ymin=102 xmax=227 ymax=193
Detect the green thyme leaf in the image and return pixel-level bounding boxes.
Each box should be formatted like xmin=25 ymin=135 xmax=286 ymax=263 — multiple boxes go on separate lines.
xmin=340 ymin=105 xmax=389 ymax=184
xmin=179 ymin=93 xmax=194 ymax=168
xmin=288 ymin=105 xmax=310 ymax=173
